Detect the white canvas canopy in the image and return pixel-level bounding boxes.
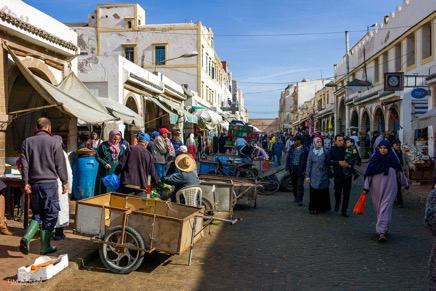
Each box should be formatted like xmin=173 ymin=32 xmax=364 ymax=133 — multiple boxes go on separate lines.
xmin=412 ymin=107 xmax=436 ymax=129
xmin=8 ymin=46 xmax=115 ymax=124
xmin=97 ymin=97 xmax=144 ymax=129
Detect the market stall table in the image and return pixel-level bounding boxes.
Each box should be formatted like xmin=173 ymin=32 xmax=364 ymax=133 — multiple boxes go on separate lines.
xmin=0 ymin=174 xmax=28 ymax=228
xmin=407 ymin=161 xmax=434 ymax=182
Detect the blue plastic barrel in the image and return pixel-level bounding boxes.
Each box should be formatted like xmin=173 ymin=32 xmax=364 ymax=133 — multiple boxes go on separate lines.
xmin=72 ymin=155 xmax=99 ymax=200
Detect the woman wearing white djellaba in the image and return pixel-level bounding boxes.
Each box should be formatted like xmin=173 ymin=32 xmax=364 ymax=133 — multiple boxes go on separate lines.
xmin=53 ymin=135 xmax=72 ymax=240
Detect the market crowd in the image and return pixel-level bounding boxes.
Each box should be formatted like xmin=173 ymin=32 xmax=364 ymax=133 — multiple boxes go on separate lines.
xmin=2 ymin=118 xmax=436 ymax=288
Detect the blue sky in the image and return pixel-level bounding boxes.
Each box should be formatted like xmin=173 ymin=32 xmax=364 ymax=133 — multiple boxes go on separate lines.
xmin=24 ymin=0 xmax=402 ymax=118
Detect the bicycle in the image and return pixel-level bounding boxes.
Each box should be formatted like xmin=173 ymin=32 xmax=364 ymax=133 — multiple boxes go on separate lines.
xmin=206 ymin=159 xmax=255 ymax=179
xmin=257 ymin=172 xmax=281 ymax=195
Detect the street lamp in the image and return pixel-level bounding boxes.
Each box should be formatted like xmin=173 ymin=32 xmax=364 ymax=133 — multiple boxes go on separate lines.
xmin=153 ymin=51 xmax=198 ymax=73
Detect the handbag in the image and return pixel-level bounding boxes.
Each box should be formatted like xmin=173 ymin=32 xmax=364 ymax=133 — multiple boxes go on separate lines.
xmin=353 ymin=191 xmax=367 ymax=214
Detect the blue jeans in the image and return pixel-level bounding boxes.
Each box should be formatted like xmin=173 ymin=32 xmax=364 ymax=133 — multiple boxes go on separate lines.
xmin=274 ymin=155 xmax=281 ymax=168
xmin=155 ymin=163 xmax=165 ymax=178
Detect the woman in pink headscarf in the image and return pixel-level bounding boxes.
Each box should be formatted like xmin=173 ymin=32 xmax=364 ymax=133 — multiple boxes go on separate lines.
xmin=95 ymin=129 xmax=125 ymax=195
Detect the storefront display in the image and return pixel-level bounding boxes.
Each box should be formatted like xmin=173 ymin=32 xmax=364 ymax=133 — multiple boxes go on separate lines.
xmin=403 ymin=142 xmax=434 ymax=181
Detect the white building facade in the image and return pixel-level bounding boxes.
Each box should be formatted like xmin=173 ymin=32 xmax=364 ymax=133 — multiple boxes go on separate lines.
xmin=72 ymin=3 xmax=232 ymax=112
xmin=333 ymin=0 xmax=436 ymax=157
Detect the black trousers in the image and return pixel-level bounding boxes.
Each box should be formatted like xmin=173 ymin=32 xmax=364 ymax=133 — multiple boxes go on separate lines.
xmin=291 ymin=165 xmax=305 ymax=203
xmin=333 ymin=175 xmax=352 ymax=214
xmin=30 ymin=182 xmax=59 ymax=231
xmin=396 ymin=181 xmax=403 ymax=205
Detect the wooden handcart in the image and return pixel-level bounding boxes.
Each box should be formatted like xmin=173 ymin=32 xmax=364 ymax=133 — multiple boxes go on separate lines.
xmin=199 ymin=174 xmax=259 ymax=210
xmin=75 ymin=192 xmax=237 ymax=274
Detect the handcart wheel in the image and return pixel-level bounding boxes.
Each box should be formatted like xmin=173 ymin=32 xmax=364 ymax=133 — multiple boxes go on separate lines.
xmin=99 ymin=225 xmax=145 ymax=274
xmin=232 ymin=190 xmax=237 ymax=207
xmin=258 ymin=180 xmax=280 ymax=195
xmin=202 ymin=197 xmax=214 ymax=212
xmin=250 ymin=168 xmax=259 ymax=179
xmin=280 ymin=176 xmax=293 ymax=192
xmin=201 ymin=198 xmax=214 ymax=225
xmin=236 ymin=169 xmax=255 ymax=179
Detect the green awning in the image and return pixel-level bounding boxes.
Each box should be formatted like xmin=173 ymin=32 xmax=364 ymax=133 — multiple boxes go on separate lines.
xmin=146 ymin=97 xmax=179 ymax=124
xmin=157 ymin=96 xmax=198 ymax=124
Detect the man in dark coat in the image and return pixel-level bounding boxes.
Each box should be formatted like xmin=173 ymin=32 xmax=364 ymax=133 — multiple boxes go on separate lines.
xmin=285 ymin=135 xmax=309 ymax=206
xmin=115 ymin=132 xmax=158 ymax=197
xmin=327 ymin=134 xmax=352 ymax=217
xmin=301 ymin=130 xmax=312 ymax=148
xmin=19 ymin=117 xmax=68 ymax=255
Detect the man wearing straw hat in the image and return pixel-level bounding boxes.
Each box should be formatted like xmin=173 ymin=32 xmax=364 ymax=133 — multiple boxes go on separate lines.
xmin=161 ymin=153 xmax=199 ymax=202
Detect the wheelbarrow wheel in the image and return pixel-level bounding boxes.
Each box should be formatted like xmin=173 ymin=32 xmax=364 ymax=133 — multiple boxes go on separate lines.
xmin=99 ymin=225 xmax=145 ymax=274
xmin=258 ymin=180 xmax=280 ymax=195
xmin=280 ymin=175 xmax=293 ymax=192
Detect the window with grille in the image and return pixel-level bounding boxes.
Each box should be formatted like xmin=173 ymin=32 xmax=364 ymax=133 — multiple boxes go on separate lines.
xmin=407 ymin=33 xmax=415 ymax=67
xmin=395 ymin=43 xmax=402 ymax=71
xmin=422 ymin=22 xmax=432 ymax=60
xmin=382 ymin=52 xmax=389 ymax=75
xmin=123 ymin=46 xmax=135 ymax=63
xmin=155 ymin=46 xmax=166 ymax=65
xmin=374 ymin=57 xmax=379 ymax=83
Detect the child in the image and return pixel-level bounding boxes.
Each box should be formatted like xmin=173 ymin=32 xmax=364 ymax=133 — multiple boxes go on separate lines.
xmin=344 ymin=137 xmax=360 ymax=180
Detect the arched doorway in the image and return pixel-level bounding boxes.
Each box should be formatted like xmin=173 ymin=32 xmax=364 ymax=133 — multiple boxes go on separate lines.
xmin=388 ymin=107 xmax=400 ymax=131
xmin=125 ymin=96 xmax=138 ymax=113
xmin=124 ymin=96 xmax=139 ymax=143
xmin=7 ymin=67 xmax=71 ymax=153
xmin=350 ymin=110 xmax=359 ymax=133
xmin=145 ymin=98 xmax=169 ymax=131
xmin=361 ymin=111 xmax=371 ymax=158
xmin=374 ymin=108 xmax=385 ymax=132
xmin=338 ymin=100 xmax=346 ymax=134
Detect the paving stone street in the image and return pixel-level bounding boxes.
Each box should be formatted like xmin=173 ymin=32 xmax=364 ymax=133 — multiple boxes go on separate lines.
xmin=33 ymin=176 xmax=432 ymax=291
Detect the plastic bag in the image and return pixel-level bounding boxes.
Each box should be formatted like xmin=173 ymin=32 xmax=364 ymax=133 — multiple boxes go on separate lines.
xmin=102 ymin=173 xmax=120 ymax=192
xmin=353 ymin=191 xmax=367 ymax=214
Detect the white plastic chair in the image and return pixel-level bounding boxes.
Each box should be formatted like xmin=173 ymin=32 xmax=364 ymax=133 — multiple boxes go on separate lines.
xmin=175 ymin=186 xmax=202 ymax=207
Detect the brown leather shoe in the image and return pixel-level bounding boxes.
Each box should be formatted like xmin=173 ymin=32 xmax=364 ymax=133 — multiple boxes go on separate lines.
xmin=378 ymin=233 xmax=387 ymax=242
xmin=0 ymin=225 xmax=13 ymax=235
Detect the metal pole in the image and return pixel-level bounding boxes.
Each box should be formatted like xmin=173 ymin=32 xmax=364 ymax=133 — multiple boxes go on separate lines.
xmin=345 ymin=31 xmax=350 ymax=133
xmin=345 ymin=31 xmax=350 ymax=85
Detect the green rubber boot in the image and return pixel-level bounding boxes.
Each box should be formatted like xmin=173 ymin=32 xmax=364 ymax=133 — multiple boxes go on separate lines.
xmin=40 ymin=230 xmax=57 ymax=255
xmin=19 ymin=220 xmax=40 ymax=255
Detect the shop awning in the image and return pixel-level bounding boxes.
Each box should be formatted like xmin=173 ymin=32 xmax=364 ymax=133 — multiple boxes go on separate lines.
xmin=97 ymin=97 xmax=144 ymax=129
xmin=157 ymin=96 xmax=198 ymax=124
xmin=192 ymin=96 xmax=213 ymax=110
xmin=146 ymin=97 xmax=179 ymax=124
xmin=194 ymin=109 xmax=222 ymax=130
xmin=412 ymin=106 xmax=436 ymax=130
xmin=7 ymin=46 xmax=116 ymax=124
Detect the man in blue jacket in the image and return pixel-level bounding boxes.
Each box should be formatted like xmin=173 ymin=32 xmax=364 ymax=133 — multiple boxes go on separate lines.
xmin=285 ymin=135 xmax=309 ymax=206
xmin=161 ymin=153 xmax=199 ymax=202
